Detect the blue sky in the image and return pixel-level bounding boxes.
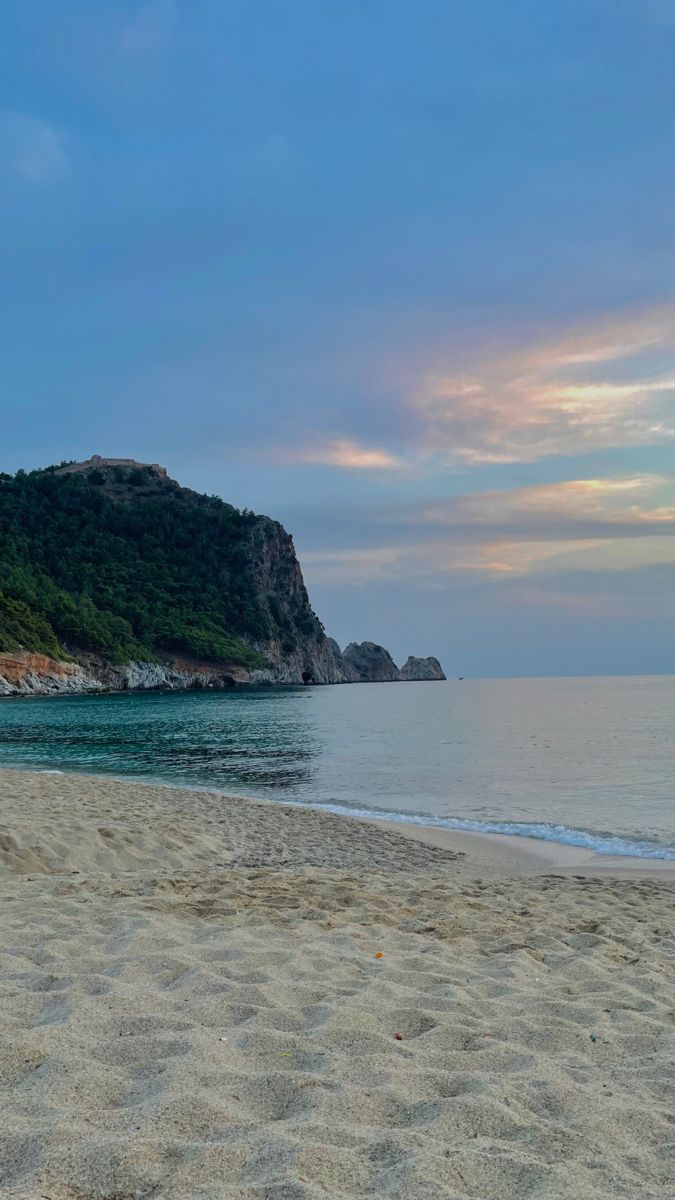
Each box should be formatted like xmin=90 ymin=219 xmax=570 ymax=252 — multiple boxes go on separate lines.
xmin=2 ymin=0 xmax=674 ymax=676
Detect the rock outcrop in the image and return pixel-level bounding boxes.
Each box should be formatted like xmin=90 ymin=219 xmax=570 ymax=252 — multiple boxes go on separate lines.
xmin=0 ymin=651 xmax=253 ymax=697
xmin=341 ymin=642 xmax=402 ymax=683
xmin=0 ymin=645 xmax=448 ymax=696
xmin=400 ymin=655 xmax=446 ymax=681
xmin=0 ymin=652 xmax=101 ymax=697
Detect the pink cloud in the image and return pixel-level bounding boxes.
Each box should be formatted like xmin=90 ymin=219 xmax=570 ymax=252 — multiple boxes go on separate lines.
xmin=302 ymin=474 xmax=675 ymax=588
xmin=415 ymin=307 xmax=675 ymax=464
xmin=420 ymin=474 xmax=675 ymax=526
xmin=295 ymin=438 xmax=403 ymax=470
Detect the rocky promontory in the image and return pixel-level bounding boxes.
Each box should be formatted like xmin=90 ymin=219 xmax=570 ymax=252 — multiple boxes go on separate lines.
xmin=0 ymin=456 xmax=446 ymax=697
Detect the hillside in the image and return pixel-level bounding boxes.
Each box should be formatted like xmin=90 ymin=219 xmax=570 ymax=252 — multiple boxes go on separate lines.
xmin=0 ymin=458 xmax=334 ymax=682
xmin=0 ymin=457 xmax=444 ymax=694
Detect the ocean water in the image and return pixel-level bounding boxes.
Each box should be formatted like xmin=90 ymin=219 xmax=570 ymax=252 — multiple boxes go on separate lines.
xmin=0 ymin=676 xmax=673 ymax=859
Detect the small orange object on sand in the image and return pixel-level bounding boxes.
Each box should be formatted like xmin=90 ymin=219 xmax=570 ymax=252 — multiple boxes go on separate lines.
xmin=374 ymin=951 xmax=383 ymax=959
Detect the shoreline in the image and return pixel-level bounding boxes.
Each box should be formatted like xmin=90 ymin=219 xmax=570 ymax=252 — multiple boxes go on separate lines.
xmin=2 ymin=763 xmax=673 ymax=879
xmin=0 ymin=666 xmax=447 ymax=701
xmin=373 ymin=818 xmax=675 ymax=879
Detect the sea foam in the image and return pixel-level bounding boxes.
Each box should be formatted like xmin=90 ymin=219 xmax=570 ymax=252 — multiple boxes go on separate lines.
xmin=282 ymin=800 xmax=675 ymax=860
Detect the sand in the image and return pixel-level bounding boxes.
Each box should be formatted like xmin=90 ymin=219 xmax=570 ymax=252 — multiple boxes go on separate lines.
xmin=0 ymin=770 xmax=673 ymax=1199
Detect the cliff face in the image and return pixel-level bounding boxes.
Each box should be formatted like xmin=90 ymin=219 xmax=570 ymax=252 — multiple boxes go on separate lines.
xmin=0 ymin=650 xmax=252 ymax=697
xmin=0 ymin=652 xmax=99 ymax=697
xmin=239 ymin=518 xmax=353 ymax=685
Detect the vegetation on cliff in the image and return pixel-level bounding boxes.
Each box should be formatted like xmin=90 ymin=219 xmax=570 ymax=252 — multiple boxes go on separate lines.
xmin=0 ymin=464 xmax=309 ymax=667
xmin=0 ymin=592 xmax=66 ymax=658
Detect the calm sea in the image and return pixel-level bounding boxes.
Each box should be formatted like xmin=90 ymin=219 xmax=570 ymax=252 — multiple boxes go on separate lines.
xmin=0 ymin=677 xmax=673 ymax=859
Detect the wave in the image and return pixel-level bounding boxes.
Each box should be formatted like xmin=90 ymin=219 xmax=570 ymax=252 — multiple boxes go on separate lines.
xmin=10 ymin=762 xmax=675 ymax=860
xmin=280 ymin=800 xmax=675 ymax=860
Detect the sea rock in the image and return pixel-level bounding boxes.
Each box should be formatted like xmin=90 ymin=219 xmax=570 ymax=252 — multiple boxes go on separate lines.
xmin=341 ymin=642 xmax=402 ymax=682
xmin=400 ymin=655 xmax=446 ymax=681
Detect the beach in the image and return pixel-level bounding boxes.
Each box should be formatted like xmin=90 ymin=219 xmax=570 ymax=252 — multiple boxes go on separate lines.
xmin=0 ymin=769 xmax=673 ymax=1199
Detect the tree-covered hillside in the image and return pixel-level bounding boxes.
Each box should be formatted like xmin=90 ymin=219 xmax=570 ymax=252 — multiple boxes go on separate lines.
xmin=0 ymin=464 xmax=282 ymax=667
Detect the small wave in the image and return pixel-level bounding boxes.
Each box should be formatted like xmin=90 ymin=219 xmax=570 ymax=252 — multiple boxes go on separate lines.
xmin=7 ymin=762 xmax=674 ymax=860
xmin=280 ymin=800 xmax=675 ymax=860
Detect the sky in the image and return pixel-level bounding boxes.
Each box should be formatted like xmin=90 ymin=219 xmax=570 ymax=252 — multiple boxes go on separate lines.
xmin=1 ymin=0 xmax=674 ymax=677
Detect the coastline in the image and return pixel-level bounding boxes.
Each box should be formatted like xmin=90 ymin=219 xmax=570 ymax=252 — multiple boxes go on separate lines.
xmin=2 ymin=762 xmax=673 ymax=878
xmin=372 ymin=819 xmax=675 ymax=879
xmin=1 ymin=767 xmax=673 ymax=1199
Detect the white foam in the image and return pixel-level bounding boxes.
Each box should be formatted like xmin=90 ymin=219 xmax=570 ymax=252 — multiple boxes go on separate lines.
xmin=279 ymin=800 xmax=675 ymax=860
xmin=12 ymin=764 xmax=675 ymax=860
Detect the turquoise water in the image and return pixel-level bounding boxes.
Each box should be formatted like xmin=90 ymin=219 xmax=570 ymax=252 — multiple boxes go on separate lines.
xmin=0 ymin=676 xmax=673 ymax=858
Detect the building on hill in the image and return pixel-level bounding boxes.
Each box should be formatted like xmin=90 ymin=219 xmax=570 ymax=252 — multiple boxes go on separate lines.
xmin=55 ymin=455 xmax=167 ymax=478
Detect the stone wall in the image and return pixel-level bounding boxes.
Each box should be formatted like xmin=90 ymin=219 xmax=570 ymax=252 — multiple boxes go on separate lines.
xmin=56 ymin=456 xmax=167 ymax=478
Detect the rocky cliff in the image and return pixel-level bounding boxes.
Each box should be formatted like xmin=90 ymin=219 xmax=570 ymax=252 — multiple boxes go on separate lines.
xmin=237 ymin=518 xmax=353 ymax=685
xmin=0 ymin=458 xmax=444 ymax=696
xmin=400 ymin=655 xmax=446 ymax=681
xmin=0 ymin=650 xmax=252 ymax=697
xmin=342 ymin=642 xmax=402 ymax=682
xmin=0 ymin=644 xmax=447 ymax=696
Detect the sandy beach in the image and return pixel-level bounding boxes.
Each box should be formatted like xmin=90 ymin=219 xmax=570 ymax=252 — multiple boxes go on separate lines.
xmin=0 ymin=769 xmax=673 ymax=1199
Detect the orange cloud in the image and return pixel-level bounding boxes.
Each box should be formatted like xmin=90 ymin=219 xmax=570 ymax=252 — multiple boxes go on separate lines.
xmin=517 ymin=308 xmax=675 ymax=370
xmin=415 ymin=307 xmax=675 ymax=464
xmin=302 ymin=532 xmax=675 ymax=587
xmin=420 ymin=474 xmax=675 ymax=526
xmin=301 ymin=474 xmax=675 ymax=588
xmin=296 ymin=438 xmax=402 ymax=470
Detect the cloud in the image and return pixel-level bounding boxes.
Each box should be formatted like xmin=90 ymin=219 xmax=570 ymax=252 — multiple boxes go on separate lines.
xmin=304 ymin=534 xmax=675 ymax=586
xmin=516 ymin=309 xmax=675 ymax=370
xmin=0 ymin=111 xmax=67 ymax=183
xmin=415 ymin=308 xmax=675 ymax=464
xmin=420 ymin=474 xmax=675 ymax=528
xmin=121 ymin=0 xmax=176 ymax=55
xmin=294 ymin=438 xmax=403 ymax=470
xmin=300 ymin=474 xmax=675 ymax=589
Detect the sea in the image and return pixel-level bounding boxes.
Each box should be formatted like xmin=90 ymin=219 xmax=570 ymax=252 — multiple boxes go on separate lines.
xmin=0 ymin=676 xmax=673 ymax=859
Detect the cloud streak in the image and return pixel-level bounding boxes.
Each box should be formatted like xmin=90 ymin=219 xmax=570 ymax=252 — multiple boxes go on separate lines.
xmin=415 ymin=308 xmax=675 ymax=464
xmin=294 ymin=438 xmax=403 ymax=470
xmin=303 ymin=536 xmax=675 ymax=588
xmin=419 ymin=475 xmax=675 ymax=528
xmin=300 ymin=474 xmax=675 ymax=592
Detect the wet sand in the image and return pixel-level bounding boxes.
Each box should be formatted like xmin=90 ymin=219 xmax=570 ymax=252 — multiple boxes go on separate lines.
xmin=374 ymin=818 xmax=675 ymax=879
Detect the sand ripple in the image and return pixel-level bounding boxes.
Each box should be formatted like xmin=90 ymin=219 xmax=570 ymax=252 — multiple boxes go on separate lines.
xmin=0 ymin=770 xmax=673 ymax=1199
